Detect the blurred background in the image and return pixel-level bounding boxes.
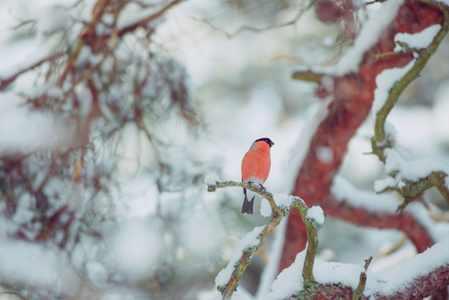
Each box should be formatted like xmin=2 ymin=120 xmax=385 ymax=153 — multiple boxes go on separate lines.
xmin=0 ymin=0 xmax=449 ymax=299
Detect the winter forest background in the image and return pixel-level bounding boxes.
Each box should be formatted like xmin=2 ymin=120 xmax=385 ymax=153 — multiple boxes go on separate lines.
xmin=1 ymin=0 xmax=449 ymax=299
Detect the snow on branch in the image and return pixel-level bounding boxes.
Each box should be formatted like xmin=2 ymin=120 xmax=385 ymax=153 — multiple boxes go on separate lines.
xmin=371 ymin=0 xmax=449 ymax=210
xmin=267 ymin=235 xmax=449 ymax=299
xmin=0 ymin=0 xmax=195 ymax=297
xmin=0 ymin=52 xmax=64 ymax=91
xmin=206 ymin=179 xmax=323 ymax=299
xmin=0 ymin=235 xmax=83 ymax=298
xmin=331 ymin=176 xmax=449 ymax=250
xmin=282 ymin=2 xmax=449 ymax=297
xmin=117 ymin=0 xmax=184 ymax=35
xmin=371 ymin=3 xmax=448 ymax=153
xmin=293 ymin=0 xmax=404 ymax=79
xmin=282 ymin=0 xmax=449 ymax=276
xmin=374 ymin=149 xmax=449 ymax=211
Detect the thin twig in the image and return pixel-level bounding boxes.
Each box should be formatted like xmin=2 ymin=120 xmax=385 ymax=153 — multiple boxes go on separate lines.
xmin=0 ymin=52 xmax=64 ymax=91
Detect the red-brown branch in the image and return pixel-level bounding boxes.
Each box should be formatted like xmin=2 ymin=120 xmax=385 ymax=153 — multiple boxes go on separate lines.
xmin=280 ymin=0 xmax=443 ymax=271
xmin=0 ymin=52 xmax=64 ymax=91
xmin=117 ymin=0 xmax=184 ymax=36
xmin=285 ymin=264 xmax=449 ymax=299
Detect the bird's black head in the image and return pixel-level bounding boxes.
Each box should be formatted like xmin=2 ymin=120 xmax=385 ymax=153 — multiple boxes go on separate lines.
xmin=255 ymin=137 xmax=274 ymax=147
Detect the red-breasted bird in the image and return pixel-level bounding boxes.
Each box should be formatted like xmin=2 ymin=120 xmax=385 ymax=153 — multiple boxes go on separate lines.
xmin=241 ymin=137 xmax=274 ymax=214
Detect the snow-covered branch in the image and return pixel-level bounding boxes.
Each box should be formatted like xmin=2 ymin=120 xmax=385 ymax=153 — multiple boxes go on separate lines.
xmin=0 ymin=52 xmax=64 ymax=91
xmin=272 ymin=235 xmax=449 ymax=299
xmin=207 ymin=179 xmax=324 ymax=299
xmin=369 ymin=0 xmax=449 ymax=211
xmin=281 ymin=0 xmax=449 ymax=280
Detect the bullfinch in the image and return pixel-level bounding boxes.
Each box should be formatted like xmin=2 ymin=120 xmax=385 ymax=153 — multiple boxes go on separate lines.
xmin=241 ymin=137 xmax=274 ymax=214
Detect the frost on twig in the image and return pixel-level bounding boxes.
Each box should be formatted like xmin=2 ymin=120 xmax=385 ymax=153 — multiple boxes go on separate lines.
xmin=206 ymin=179 xmax=324 ymax=299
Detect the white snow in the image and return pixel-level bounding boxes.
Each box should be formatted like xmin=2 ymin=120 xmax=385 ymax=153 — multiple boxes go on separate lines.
xmin=306 ymin=206 xmax=325 ymax=226
xmin=303 ymin=0 xmax=405 ymax=76
xmin=405 ymin=202 xmax=449 ymax=242
xmin=372 ymin=24 xmax=442 ymax=126
xmin=384 ymin=120 xmax=398 ymax=140
xmin=374 ymin=148 xmax=449 ymax=194
xmin=370 ymin=244 xmax=417 ymax=272
xmin=266 ymin=235 xmax=449 ymax=298
xmin=316 ymin=146 xmax=333 ymax=164
xmin=36 ymin=5 xmax=71 ymax=36
xmin=256 ymin=219 xmax=287 ymax=299
xmin=117 ymin=3 xmax=162 ymax=30
xmin=215 ymin=226 xmax=264 ymax=288
xmin=374 ymin=176 xmax=397 ymax=192
xmin=394 ymin=25 xmax=441 ymax=51
xmin=0 ymin=235 xmax=82 ymax=297
xmin=86 ymin=261 xmax=108 ymax=286
xmin=204 ymin=173 xmax=221 ymax=185
xmin=332 ymin=175 xmax=401 ymax=212
xmin=260 ymin=200 xmax=273 ymax=217
xmin=109 ymin=219 xmax=164 ymax=282
xmin=336 ymin=175 xmax=449 ymax=242
xmin=365 ymin=234 xmax=449 ymax=297
xmin=265 ymin=249 xmax=364 ymax=300
xmin=384 ymin=148 xmax=449 ymax=180
xmin=182 ymin=209 xmax=224 ymax=262
xmin=372 ymin=60 xmax=415 ymax=119
xmin=260 ymin=193 xmax=296 ymax=217
xmin=1 ymin=0 xmax=448 ymax=298
xmin=0 ymin=94 xmax=70 ymax=155
xmin=264 ymin=250 xmax=306 ymax=300
xmin=285 ymin=97 xmax=332 ymax=191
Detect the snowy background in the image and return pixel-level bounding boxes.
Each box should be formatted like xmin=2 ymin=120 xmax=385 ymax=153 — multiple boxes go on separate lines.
xmin=0 ymin=0 xmax=449 ymax=299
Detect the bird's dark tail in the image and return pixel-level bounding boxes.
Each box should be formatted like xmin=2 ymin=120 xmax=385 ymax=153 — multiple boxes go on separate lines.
xmin=241 ymin=188 xmax=254 ymax=214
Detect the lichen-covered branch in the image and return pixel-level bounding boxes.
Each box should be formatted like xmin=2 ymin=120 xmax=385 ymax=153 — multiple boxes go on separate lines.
xmin=352 ymin=257 xmax=372 ymax=300
xmin=371 ymin=1 xmax=449 ymax=156
xmin=370 ymin=1 xmax=449 ymax=209
xmin=207 ymin=180 xmax=281 ymax=216
xmin=283 ymin=240 xmax=449 ymax=299
xmin=281 ymin=0 xmax=448 ymax=271
xmin=207 ymin=180 xmax=322 ymax=299
xmin=372 ymin=0 xmax=449 ymax=154
xmin=294 ymin=202 xmax=322 ymax=283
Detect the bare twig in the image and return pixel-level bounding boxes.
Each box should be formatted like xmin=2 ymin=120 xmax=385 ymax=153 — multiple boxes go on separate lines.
xmin=0 ymin=52 xmax=64 ymax=91
xmin=352 ymin=256 xmax=372 ymax=300
xmin=117 ymin=0 xmax=184 ymax=36
xmin=192 ymin=0 xmax=317 ymax=39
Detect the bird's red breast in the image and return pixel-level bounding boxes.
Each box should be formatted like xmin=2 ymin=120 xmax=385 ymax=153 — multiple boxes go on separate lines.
xmin=241 ymin=140 xmax=271 ymax=183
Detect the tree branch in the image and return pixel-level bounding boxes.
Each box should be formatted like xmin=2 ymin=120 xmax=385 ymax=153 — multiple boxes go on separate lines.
xmin=0 ymin=52 xmax=64 ymax=91
xmin=372 ymin=0 xmax=449 ymax=152
xmin=207 ymin=180 xmax=322 ymax=299
xmin=370 ymin=0 xmax=449 ymax=209
xmin=117 ymin=0 xmax=184 ymax=37
xmin=281 ymin=0 xmax=447 ymax=272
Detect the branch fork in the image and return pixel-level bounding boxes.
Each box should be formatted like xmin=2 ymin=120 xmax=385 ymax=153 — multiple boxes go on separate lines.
xmin=207 ymin=180 xmax=323 ymax=299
